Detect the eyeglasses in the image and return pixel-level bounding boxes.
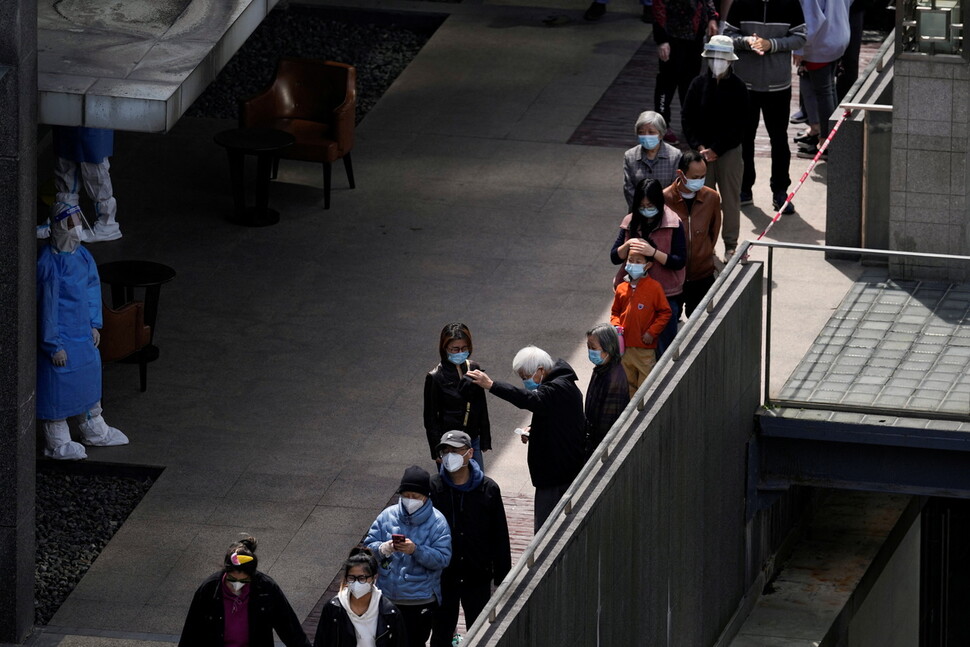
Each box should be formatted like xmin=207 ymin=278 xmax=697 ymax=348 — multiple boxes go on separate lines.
xmin=226 ymin=574 xmax=251 ymax=583
xmin=346 ymin=575 xmax=373 ymax=583
xmin=445 ymin=344 xmax=469 ymax=354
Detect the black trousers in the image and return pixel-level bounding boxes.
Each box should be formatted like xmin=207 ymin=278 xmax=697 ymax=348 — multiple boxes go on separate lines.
xmin=429 ymin=568 xmax=493 ymax=646
xmin=654 ymin=38 xmax=703 ymax=128
xmin=683 ymin=274 xmax=716 ymax=319
xmin=837 ymin=7 xmax=866 ymax=101
xmin=741 ymin=87 xmax=793 ymax=196
xmin=396 ymin=601 xmax=438 ymax=647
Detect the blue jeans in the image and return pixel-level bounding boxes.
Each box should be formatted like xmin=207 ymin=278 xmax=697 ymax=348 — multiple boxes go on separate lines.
xmin=471 ymin=435 xmax=484 ymax=472
xmin=806 ymin=62 xmax=838 ymax=142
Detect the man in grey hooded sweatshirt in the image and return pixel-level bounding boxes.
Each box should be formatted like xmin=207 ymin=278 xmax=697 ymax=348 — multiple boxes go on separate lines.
xmin=725 ymin=0 xmax=806 ymax=214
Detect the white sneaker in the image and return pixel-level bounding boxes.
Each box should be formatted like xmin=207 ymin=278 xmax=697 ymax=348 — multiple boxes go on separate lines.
xmin=81 ymin=221 xmax=123 ymax=243
xmin=79 ymin=416 xmax=129 ymax=447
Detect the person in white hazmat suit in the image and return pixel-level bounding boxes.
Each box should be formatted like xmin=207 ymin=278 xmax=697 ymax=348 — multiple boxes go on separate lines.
xmin=41 ymin=126 xmax=122 ymax=243
xmin=37 ymin=202 xmax=129 ymax=460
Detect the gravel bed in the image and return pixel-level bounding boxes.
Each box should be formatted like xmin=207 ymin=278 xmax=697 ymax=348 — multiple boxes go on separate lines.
xmin=35 ymin=471 xmax=154 ymax=625
xmin=185 ymin=3 xmax=440 ymax=123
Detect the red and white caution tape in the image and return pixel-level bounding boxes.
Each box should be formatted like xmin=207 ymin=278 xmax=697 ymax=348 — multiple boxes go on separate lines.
xmin=756 ymin=108 xmax=853 ymax=241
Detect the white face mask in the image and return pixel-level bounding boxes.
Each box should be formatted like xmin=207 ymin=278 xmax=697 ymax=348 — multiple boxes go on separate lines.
xmin=53 ymin=225 xmax=83 ymax=253
xmin=709 ymin=59 xmax=730 ymax=78
xmin=228 ymin=580 xmax=245 ymax=593
xmin=442 ymin=451 xmax=466 ymax=473
xmin=348 ymin=580 xmax=372 ymax=599
xmin=401 ymin=496 xmax=424 ymax=514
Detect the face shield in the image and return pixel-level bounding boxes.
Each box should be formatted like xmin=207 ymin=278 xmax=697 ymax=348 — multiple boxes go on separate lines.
xmin=50 ymin=203 xmax=89 ymax=253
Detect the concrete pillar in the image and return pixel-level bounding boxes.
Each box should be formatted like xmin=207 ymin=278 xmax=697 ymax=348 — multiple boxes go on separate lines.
xmin=0 ymin=0 xmax=37 ymax=642
xmin=890 ymin=57 xmax=970 ymax=279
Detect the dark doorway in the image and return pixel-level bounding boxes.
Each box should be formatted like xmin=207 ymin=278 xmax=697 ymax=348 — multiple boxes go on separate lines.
xmin=921 ymin=497 xmax=970 ymax=645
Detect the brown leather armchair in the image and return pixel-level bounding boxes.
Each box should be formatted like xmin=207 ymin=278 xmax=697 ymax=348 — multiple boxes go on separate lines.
xmin=240 ymin=58 xmax=357 ymax=209
xmin=99 ymin=302 xmax=152 ymax=391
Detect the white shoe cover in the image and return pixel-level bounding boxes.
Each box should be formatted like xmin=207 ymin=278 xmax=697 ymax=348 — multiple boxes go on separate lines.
xmin=42 ymin=421 xmax=88 ymax=460
xmin=79 ymin=416 xmax=129 ymax=447
xmin=80 ymin=220 xmax=122 ymax=243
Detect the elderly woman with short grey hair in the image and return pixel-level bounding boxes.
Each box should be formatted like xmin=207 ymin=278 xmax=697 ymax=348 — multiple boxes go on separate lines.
xmin=467 ymin=346 xmax=586 ymax=532
xmin=584 ymin=324 xmax=630 ymax=455
xmin=623 ymin=110 xmax=683 ymax=209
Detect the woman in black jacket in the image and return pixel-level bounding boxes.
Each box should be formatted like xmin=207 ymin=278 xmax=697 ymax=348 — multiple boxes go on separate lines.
xmin=423 ymin=323 xmax=491 ymax=471
xmin=178 ymin=536 xmax=310 ymax=647
xmin=314 ymin=547 xmax=408 ymax=647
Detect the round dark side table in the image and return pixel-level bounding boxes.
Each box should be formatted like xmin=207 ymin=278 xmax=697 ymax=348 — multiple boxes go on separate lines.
xmin=213 ymin=127 xmax=295 ymax=227
xmin=97 ymin=260 xmax=176 ymax=392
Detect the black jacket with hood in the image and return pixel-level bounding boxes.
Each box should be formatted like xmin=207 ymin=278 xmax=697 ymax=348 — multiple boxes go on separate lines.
xmin=178 ymin=571 xmax=311 ymax=647
xmin=429 ymin=462 xmax=512 ymax=585
xmin=313 ymin=594 xmax=407 ymax=647
xmin=488 ymin=358 xmax=586 ymax=488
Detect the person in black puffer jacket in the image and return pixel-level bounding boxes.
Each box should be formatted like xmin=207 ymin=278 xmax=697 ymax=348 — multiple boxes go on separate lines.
xmin=314 ymin=547 xmax=408 ymax=647
xmin=468 ymin=346 xmax=586 ymax=532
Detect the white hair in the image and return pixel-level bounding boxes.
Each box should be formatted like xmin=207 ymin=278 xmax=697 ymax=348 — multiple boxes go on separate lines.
xmin=512 ymin=346 xmax=554 ymax=376
xmin=635 ymin=110 xmax=667 ymax=137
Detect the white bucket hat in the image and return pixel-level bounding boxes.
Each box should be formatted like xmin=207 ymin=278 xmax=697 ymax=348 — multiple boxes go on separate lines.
xmin=702 ymin=35 xmax=738 ymax=61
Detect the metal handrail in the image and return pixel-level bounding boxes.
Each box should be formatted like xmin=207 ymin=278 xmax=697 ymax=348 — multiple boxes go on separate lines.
xmin=756 ymin=241 xmax=970 ymax=409
xmin=467 ymin=241 xmax=970 ymax=643
xmin=467 ymin=238 xmax=759 ymax=638
xmin=842 ymin=29 xmax=896 ymax=104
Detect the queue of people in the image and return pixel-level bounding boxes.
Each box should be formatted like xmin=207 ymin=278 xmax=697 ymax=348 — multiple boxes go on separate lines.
xmin=171 ymin=9 xmax=865 ymax=645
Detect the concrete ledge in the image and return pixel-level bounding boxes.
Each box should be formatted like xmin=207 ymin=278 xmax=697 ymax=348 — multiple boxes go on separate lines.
xmin=37 ymin=0 xmax=279 ymax=132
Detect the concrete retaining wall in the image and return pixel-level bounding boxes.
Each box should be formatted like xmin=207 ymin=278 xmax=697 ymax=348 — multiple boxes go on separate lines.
xmin=472 ymin=263 xmax=801 ymax=646
xmin=0 ymin=0 xmax=38 ymax=642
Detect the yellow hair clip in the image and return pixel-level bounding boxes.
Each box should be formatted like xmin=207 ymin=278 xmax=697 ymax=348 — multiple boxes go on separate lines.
xmin=230 ymin=552 xmax=254 ymax=566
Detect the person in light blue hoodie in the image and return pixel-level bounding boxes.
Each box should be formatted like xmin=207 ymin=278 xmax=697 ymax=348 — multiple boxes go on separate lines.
xmin=795 ymin=0 xmax=851 ymax=150
xmin=365 ymin=466 xmax=452 ymax=647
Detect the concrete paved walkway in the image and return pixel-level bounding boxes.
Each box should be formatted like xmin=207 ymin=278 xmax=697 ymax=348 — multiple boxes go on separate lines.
xmin=24 ymin=0 xmax=853 ymax=644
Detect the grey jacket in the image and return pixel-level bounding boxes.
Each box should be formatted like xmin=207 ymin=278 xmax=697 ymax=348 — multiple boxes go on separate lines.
xmin=724 ymin=0 xmax=806 ymax=93
xmin=622 ymin=142 xmax=682 ymax=209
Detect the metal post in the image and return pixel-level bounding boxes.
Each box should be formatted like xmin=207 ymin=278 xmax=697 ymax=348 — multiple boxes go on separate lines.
xmin=764 ymin=246 xmax=774 ymax=405
xmin=861 ymin=110 xmax=870 ymax=249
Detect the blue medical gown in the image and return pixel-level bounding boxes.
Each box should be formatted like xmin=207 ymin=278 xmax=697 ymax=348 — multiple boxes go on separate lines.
xmin=52 ymin=126 xmax=114 ymax=164
xmin=36 ymin=245 xmax=103 ymax=420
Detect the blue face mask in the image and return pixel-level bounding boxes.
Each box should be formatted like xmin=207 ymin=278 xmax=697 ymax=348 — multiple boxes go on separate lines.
xmin=638 ymin=135 xmax=660 ymax=150
xmin=639 ymin=206 xmax=659 ymax=218
xmin=522 ymin=370 xmax=540 ymax=391
xmin=447 ymin=351 xmax=469 ymax=365
xmin=588 ymin=349 xmax=605 ymax=366
xmin=684 ymin=177 xmax=706 ymax=192
xmin=626 ymin=263 xmax=646 ymax=280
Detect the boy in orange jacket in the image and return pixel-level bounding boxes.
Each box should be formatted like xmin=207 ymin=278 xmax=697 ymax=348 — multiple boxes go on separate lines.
xmin=610 ymin=251 xmax=673 ymax=397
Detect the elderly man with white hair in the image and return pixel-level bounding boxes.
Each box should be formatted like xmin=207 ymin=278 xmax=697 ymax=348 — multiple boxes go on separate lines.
xmin=623 ymin=111 xmax=683 ymax=210
xmin=467 ymin=346 xmax=586 ymax=533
